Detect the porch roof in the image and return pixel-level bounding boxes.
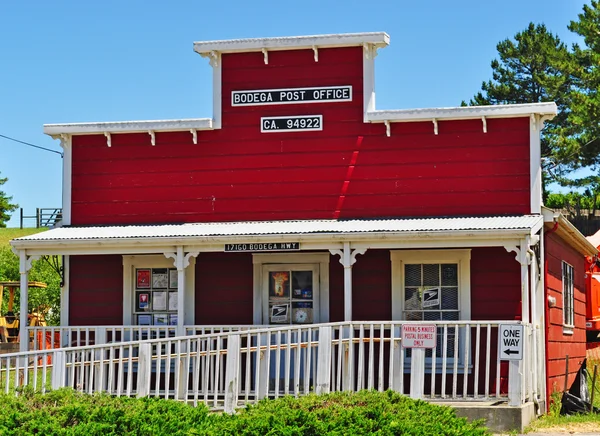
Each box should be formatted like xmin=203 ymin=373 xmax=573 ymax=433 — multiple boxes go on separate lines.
xmin=11 ymin=215 xmax=543 ymax=255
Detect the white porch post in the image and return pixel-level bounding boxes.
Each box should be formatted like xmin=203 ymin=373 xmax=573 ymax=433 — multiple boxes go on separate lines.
xmin=330 ymin=243 xmax=366 ymax=321
xmin=177 ymin=246 xmax=186 ymax=337
xmin=18 ymin=251 xmax=39 ymax=352
xmin=165 ymin=248 xmax=199 ymax=337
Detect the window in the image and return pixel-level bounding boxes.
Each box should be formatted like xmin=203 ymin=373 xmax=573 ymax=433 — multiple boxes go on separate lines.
xmin=133 ymin=267 xmax=178 ymax=326
xmin=391 ymin=250 xmax=471 ymax=361
xmin=264 ymin=266 xmax=317 ymax=325
xmin=562 ymin=261 xmax=574 ymax=328
xmin=122 ymin=255 xmax=196 ymax=326
xmin=252 ymin=253 xmax=330 ymax=325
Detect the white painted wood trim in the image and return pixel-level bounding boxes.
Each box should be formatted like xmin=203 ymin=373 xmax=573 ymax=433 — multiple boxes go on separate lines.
xmin=363 ymin=44 xmax=376 ymax=122
xmin=211 ymin=52 xmax=222 ymax=129
xmin=194 ymin=32 xmax=390 ymax=55
xmin=252 ymin=252 xmax=330 ymax=325
xmin=60 ymin=135 xmax=72 ymax=225
xmin=44 ymin=118 xmax=213 ymax=136
xmin=122 ymin=255 xmax=195 ymax=326
xmin=390 ymin=249 xmax=472 ymax=321
xmin=530 ymin=115 xmax=542 ymax=213
xmin=60 ymin=255 xmax=70 ymax=326
xmin=366 ymin=102 xmax=557 ymax=124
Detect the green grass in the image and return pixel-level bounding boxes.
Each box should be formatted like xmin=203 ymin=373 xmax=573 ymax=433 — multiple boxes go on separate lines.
xmin=524 ymin=358 xmax=600 ymax=433
xmin=0 ymin=228 xmax=47 ymax=247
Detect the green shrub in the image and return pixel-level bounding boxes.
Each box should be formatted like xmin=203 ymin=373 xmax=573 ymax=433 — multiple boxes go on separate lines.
xmin=0 ymin=389 xmax=490 ymax=435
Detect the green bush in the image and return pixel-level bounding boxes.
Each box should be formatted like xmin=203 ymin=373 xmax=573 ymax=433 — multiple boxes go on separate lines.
xmin=0 ymin=388 xmax=490 ymax=435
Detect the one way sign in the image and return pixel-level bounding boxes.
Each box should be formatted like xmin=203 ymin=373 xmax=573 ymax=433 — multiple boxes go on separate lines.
xmin=498 ymin=324 xmax=523 ymax=361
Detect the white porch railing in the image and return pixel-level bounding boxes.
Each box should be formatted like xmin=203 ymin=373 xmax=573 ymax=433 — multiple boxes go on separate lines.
xmin=4 ymin=321 xmax=532 ymax=411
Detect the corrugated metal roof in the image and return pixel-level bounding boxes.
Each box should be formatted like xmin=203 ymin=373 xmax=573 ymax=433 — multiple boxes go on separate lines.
xmin=14 ymin=216 xmax=543 ymax=242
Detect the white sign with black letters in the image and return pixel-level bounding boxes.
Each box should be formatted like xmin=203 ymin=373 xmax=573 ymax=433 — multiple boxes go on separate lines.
xmin=232 ymin=85 xmax=352 ymax=106
xmin=498 ymin=324 xmax=523 ymax=360
xmin=261 ymin=115 xmax=322 ymax=133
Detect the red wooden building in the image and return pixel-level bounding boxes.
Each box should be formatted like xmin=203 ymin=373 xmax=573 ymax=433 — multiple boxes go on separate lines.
xmin=9 ymin=32 xmax=597 ymax=430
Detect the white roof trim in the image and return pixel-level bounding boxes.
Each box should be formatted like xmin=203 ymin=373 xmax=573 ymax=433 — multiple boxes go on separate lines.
xmin=43 ymin=118 xmax=213 ymax=136
xmin=194 ymin=32 xmax=390 ymax=55
xmin=366 ymin=102 xmax=558 ymax=123
xmin=542 ymin=207 xmax=598 ymax=256
xmin=11 ymin=216 xmax=543 ymax=253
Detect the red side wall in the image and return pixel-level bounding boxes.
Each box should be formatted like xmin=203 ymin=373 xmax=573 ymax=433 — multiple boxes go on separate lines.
xmin=69 ymin=255 xmax=123 ymax=325
xmin=194 ymin=252 xmax=254 ymax=325
xmin=545 ymin=231 xmax=587 ymax=401
xmin=70 ymin=47 xmax=531 ymax=226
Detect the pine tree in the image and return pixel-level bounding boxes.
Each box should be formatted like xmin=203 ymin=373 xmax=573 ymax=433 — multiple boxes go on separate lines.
xmin=0 ymin=172 xmax=18 ymax=228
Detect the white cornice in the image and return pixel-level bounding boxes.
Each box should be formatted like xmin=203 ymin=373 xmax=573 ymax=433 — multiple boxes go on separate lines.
xmin=366 ymin=102 xmax=558 ymax=123
xmin=193 ymin=32 xmax=390 ymax=55
xmin=44 ymin=118 xmax=213 ymax=136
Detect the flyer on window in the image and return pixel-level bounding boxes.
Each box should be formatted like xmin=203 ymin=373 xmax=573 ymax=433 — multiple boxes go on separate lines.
xmin=136 ymin=269 xmax=151 ymax=289
xmin=154 ymin=313 xmax=168 ymax=326
xmin=138 ymin=314 xmax=152 ymax=326
xmin=169 ymin=269 xmax=178 ymax=289
xmin=270 ymin=303 xmax=289 ymax=323
xmin=169 ymin=314 xmax=178 ymax=326
xmin=137 ymin=292 xmax=151 ymax=311
xmin=153 ymin=291 xmax=167 ymax=311
xmin=168 ymin=291 xmax=178 ymax=311
xmin=152 ymin=268 xmax=169 ymax=288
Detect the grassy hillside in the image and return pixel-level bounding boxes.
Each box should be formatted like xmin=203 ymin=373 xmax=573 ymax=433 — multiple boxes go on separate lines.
xmin=0 ymin=228 xmax=48 ymax=247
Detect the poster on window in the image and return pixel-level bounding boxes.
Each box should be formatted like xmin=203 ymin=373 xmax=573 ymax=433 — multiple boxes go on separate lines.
xmin=138 ymin=314 xmax=152 ymax=325
xmin=169 ymin=269 xmax=178 ymax=289
xmin=136 ymin=269 xmax=151 ymax=289
xmin=169 ymin=314 xmax=178 ymax=326
xmin=270 ymin=303 xmax=289 ymax=323
xmin=168 ymin=291 xmax=178 ymax=311
xmin=136 ymin=292 xmax=151 ymax=311
xmin=152 ymin=268 xmax=168 ymax=288
xmin=422 ymin=288 xmax=440 ymax=308
xmin=153 ymin=291 xmax=167 ymax=311
xmin=154 ymin=313 xmax=168 ymax=326
xmin=269 ymin=271 xmax=290 ymax=298
xmin=292 ymin=302 xmax=313 ymax=324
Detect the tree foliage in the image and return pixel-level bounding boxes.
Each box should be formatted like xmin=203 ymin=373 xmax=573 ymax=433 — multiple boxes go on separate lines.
xmin=568 ymin=0 xmax=600 ymax=169
xmin=0 ymin=172 xmax=18 ymax=228
xmin=0 ymin=247 xmax=61 ymax=325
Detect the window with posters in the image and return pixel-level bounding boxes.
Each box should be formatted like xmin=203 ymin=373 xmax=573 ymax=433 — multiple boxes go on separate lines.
xmin=122 ymin=255 xmax=196 ymax=327
xmin=134 ymin=267 xmax=179 ymax=326
xmin=253 ymin=253 xmax=329 ymax=325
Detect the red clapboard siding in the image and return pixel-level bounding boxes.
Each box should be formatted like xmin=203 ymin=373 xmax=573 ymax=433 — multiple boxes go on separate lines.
xmin=69 ymin=255 xmax=123 ymax=325
xmin=70 ymin=46 xmax=532 ymax=225
xmin=329 ymin=255 xmax=344 ymax=322
xmin=352 ymin=250 xmax=392 ymax=321
xmin=194 ymin=252 xmax=253 ymax=325
xmin=471 ymin=247 xmax=521 ymax=320
xmin=544 ymin=231 xmax=587 ymax=401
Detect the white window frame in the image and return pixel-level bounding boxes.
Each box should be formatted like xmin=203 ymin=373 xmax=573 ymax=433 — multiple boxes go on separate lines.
xmin=122 ymin=255 xmax=196 ymax=326
xmin=390 ymin=249 xmax=471 ymax=321
xmin=390 ymin=249 xmax=471 ymax=371
xmin=562 ymin=261 xmax=574 ymax=333
xmin=253 ymin=252 xmax=330 ymax=325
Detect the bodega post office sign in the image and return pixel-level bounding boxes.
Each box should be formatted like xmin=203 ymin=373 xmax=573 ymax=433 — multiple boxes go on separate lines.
xmin=224 ymin=242 xmax=300 ymax=252
xmin=232 ymin=85 xmax=352 ymax=106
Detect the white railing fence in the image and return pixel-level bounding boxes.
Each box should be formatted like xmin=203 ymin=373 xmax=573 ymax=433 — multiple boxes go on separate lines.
xmin=4 ymin=321 xmax=532 ymax=412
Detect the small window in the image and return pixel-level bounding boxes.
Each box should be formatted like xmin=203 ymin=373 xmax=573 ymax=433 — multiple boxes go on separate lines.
xmin=562 ymin=261 xmax=574 ymax=328
xmin=266 ymin=269 xmax=315 ymax=325
xmin=133 ymin=267 xmax=178 ymax=326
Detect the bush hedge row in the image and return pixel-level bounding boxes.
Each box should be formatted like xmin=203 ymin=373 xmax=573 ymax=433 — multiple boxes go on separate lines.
xmin=0 ymin=388 xmax=490 ymax=435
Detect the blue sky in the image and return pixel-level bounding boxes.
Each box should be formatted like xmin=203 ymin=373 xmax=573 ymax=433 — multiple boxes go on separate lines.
xmin=0 ymin=0 xmax=589 ymax=227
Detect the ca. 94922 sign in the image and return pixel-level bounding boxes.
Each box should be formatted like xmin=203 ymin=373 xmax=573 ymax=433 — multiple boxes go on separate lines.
xmin=261 ymin=115 xmax=322 ymax=133
xmin=232 ymin=85 xmax=352 ymax=107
